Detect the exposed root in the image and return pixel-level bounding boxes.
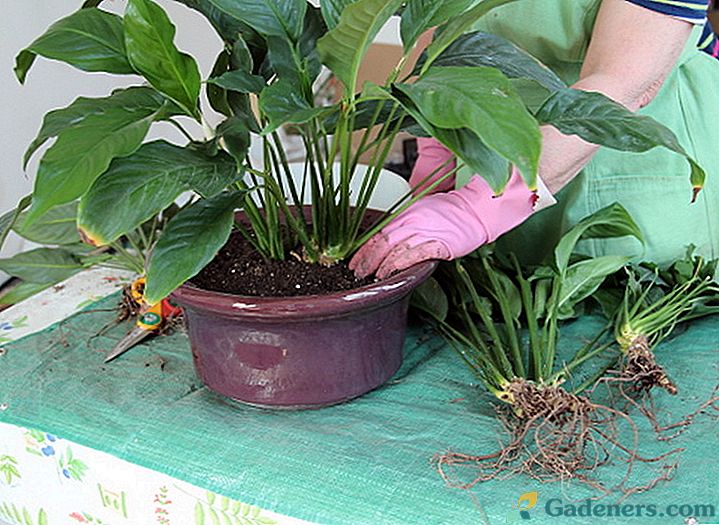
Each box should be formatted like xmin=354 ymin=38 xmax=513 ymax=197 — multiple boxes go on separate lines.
xmin=434 ymin=378 xmax=680 ymax=496
xmin=620 ymin=336 xmax=677 ymax=395
xmin=117 ymin=282 xmax=143 ymax=323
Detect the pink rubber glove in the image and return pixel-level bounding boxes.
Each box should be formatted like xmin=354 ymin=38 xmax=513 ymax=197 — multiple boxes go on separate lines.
xmin=409 ymin=138 xmax=457 ymax=195
xmin=351 ymin=168 xmax=552 ymax=279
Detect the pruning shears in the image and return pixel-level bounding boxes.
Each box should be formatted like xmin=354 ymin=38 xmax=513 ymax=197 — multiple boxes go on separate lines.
xmin=105 ymin=278 xmax=182 ymax=363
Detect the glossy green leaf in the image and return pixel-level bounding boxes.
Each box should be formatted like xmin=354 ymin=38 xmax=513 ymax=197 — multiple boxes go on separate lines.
xmin=15 ymin=8 xmax=133 ymax=83
xmin=320 ymin=0 xmax=355 ymax=29
xmin=124 ymin=0 xmax=201 ymax=118
xmin=24 ymin=95 xmax=106 ymax=170
xmin=422 ymin=0 xmax=521 ymax=74
xmin=554 ymin=203 xmax=644 ymax=273
xmin=400 ymin=0 xmax=474 ymax=53
xmin=78 ymin=141 xmax=239 ymax=245
xmin=258 ymin=79 xmax=336 ymax=134
xmin=207 ymin=70 xmax=266 ymax=94
xmin=317 ymin=0 xmax=404 ymax=92
xmin=145 ymin=191 xmax=244 ymax=304
xmin=24 ymin=87 xmax=169 ymax=225
xmin=195 ymin=0 xmax=306 ymax=39
xmin=396 ymin=66 xmax=540 ymax=188
xmin=415 ymin=31 xmax=565 ymax=91
xmin=558 ymin=255 xmax=630 ymax=318
xmin=0 ymin=281 xmax=55 ymax=306
xmin=0 ymin=195 xmax=32 ymax=249
xmin=537 ymin=88 xmax=705 ymax=195
xmin=14 ymin=202 xmax=80 ymax=245
xmin=0 ymin=247 xmax=84 ymax=284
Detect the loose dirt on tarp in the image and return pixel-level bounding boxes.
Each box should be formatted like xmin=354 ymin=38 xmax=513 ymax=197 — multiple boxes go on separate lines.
xmin=191 ymin=232 xmax=373 ymax=297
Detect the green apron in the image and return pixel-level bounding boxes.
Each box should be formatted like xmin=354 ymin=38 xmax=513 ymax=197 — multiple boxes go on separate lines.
xmin=464 ymin=0 xmax=719 ymax=266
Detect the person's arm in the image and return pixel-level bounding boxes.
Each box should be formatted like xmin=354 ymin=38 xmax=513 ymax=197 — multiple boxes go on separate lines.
xmin=540 ymin=0 xmax=694 ymax=193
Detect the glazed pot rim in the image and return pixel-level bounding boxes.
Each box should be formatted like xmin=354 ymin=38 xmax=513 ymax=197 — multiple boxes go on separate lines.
xmin=171 ymin=259 xmax=437 ymax=321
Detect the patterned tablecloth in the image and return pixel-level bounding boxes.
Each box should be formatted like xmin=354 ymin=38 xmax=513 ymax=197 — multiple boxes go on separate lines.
xmin=0 ymin=269 xmax=313 ymax=525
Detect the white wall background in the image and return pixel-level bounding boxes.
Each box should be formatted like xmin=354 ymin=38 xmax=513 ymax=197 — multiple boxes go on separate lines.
xmin=0 ymin=1 xmax=402 ymax=284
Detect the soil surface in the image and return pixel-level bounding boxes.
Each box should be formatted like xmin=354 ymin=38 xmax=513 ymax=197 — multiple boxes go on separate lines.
xmin=191 ymin=232 xmax=374 ymax=297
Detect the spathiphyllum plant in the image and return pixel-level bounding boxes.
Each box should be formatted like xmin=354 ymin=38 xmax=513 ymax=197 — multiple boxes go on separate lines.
xmin=1 ymin=0 xmax=706 ymax=305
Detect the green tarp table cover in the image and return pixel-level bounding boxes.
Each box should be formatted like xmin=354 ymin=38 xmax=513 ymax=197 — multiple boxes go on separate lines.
xmin=0 ymin=293 xmax=717 ymax=525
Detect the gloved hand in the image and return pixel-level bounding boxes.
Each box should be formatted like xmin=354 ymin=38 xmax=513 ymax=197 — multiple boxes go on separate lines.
xmin=350 ymin=167 xmax=555 ymax=279
xmin=409 ymin=138 xmax=457 ymax=195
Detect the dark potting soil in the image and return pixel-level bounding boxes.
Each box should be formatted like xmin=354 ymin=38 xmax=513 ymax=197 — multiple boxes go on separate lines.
xmin=190 ymin=232 xmax=374 ymax=297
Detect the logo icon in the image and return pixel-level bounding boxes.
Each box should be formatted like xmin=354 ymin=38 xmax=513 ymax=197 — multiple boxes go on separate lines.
xmin=517 ymin=492 xmax=539 ymax=520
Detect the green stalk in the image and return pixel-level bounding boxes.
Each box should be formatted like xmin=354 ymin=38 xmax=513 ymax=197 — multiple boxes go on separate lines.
xmin=512 ymin=255 xmax=543 ymax=380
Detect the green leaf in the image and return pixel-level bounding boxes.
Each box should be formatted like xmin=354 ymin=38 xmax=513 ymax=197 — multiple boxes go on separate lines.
xmin=558 ymin=255 xmax=630 ymax=318
xmin=0 ymin=281 xmax=54 ymax=306
xmin=16 ymin=8 xmax=133 ymax=81
xmin=0 ymin=247 xmax=84 ymax=284
xmin=23 ymin=508 xmax=32 ymax=525
xmin=422 ymin=0 xmax=521 ymax=74
xmin=400 ymin=0 xmax=474 ymax=53
xmin=320 ymin=0 xmax=355 ymax=29
xmin=78 ymin=141 xmax=239 ymax=245
xmin=258 ymin=79 xmax=335 ymax=134
xmin=0 ymin=195 xmax=32 ymax=249
xmin=196 ymin=0 xmax=306 ymax=39
xmin=14 ymin=202 xmax=81 ymax=245
xmin=216 ymin=116 xmax=252 ymax=163
xmin=554 ymin=203 xmax=644 ymax=273
xmin=317 ymin=0 xmax=404 ymax=92
xmin=125 ymin=0 xmax=201 ymax=118
xmin=410 ymin=277 xmax=448 ymax=322
xmin=172 ymin=0 xmax=262 ymax=45
xmin=415 ymin=31 xmax=565 ymax=92
xmin=38 ymin=509 xmax=48 ymax=525
xmin=396 ymin=66 xmax=540 ymax=189
xmin=24 ymin=87 xmax=170 ymax=225
xmin=536 ymin=88 xmax=705 ymax=196
xmin=13 ymin=49 xmax=37 ymax=85
xmin=207 ymin=70 xmax=266 ymax=94
xmin=24 ymin=95 xmax=107 ymax=170
xmin=145 ymin=191 xmax=244 ymax=304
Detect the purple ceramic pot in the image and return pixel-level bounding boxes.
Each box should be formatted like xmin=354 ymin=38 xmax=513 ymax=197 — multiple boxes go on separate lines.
xmin=171 ymin=214 xmax=436 ymax=409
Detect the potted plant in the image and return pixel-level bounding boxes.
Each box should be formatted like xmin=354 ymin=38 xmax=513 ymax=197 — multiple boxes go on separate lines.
xmin=6 ymin=0 xmax=703 ymax=408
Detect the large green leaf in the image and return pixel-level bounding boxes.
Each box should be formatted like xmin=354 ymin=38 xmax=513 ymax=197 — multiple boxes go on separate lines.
xmin=15 ymin=8 xmax=133 ymax=84
xmin=558 ymin=255 xmax=630 ymax=318
xmin=415 ymin=31 xmax=565 ymax=91
xmin=396 ymin=66 xmax=540 ymax=188
xmin=258 ymin=79 xmax=336 ymax=134
xmin=207 ymin=70 xmax=266 ymax=94
xmin=0 ymin=247 xmax=84 ymax=284
xmin=145 ymin=191 xmax=244 ymax=304
xmin=24 ymin=87 xmax=169 ymax=225
xmin=554 ymin=203 xmax=644 ymax=273
xmin=78 ymin=141 xmax=239 ymax=246
xmin=537 ymin=88 xmax=705 ymax=195
xmin=317 ymin=0 xmax=404 ymax=92
xmin=14 ymin=202 xmax=80 ymax=245
xmin=400 ymin=0 xmax=474 ymax=53
xmin=194 ymin=0 xmax=306 ymax=39
xmin=0 ymin=196 xmax=32 ymax=249
xmin=422 ymin=0 xmax=520 ymax=74
xmin=124 ymin=0 xmax=201 ymax=118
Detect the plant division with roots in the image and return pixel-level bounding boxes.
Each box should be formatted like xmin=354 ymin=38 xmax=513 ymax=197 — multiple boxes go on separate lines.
xmin=414 ymin=204 xmax=681 ymax=493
